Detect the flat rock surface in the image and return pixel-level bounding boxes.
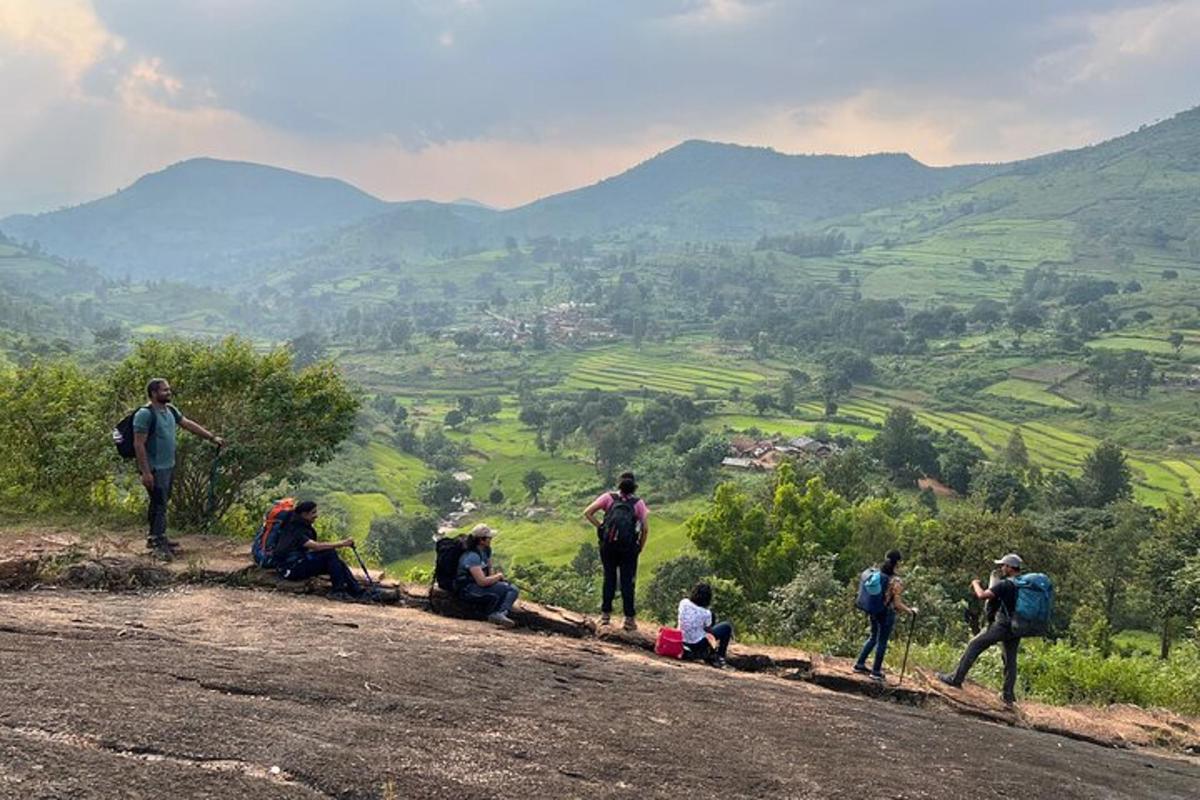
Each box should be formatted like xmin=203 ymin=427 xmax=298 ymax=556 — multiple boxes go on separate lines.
xmin=2 ymin=587 xmax=1199 ymax=799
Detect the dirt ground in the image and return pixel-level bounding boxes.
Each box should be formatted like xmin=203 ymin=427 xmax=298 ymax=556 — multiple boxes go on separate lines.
xmin=2 ymin=587 xmax=1198 ymax=799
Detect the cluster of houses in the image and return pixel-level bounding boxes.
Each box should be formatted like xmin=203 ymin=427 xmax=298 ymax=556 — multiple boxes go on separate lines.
xmin=721 ymin=435 xmax=842 ymax=472
xmin=474 ymin=303 xmax=617 ymax=348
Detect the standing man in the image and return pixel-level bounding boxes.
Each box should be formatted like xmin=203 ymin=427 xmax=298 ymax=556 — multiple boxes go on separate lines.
xmin=584 ymin=471 xmax=649 ymax=631
xmin=133 ymin=378 xmax=224 ymax=559
xmin=937 ymin=553 xmax=1026 ymax=706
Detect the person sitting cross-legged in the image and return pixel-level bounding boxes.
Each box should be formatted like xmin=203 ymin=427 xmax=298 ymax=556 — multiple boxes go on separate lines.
xmin=678 ymin=582 xmax=734 ymax=669
xmin=455 ymin=524 xmax=519 ymax=628
xmin=274 ymin=501 xmax=363 ymax=601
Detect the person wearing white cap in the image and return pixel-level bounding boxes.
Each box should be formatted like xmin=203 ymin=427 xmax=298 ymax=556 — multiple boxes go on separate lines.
xmin=455 ymin=524 xmax=519 ymax=628
xmin=937 ymin=553 xmax=1025 ymax=706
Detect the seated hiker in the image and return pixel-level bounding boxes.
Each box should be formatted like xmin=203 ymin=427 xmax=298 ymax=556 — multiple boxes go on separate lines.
xmin=456 ymin=524 xmax=519 ymax=628
xmin=677 ymin=582 xmax=733 ymax=668
xmin=273 ymin=501 xmax=363 ymax=600
xmin=853 ymin=549 xmax=917 ymax=682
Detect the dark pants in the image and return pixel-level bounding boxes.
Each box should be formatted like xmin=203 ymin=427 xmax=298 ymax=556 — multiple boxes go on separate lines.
xmin=460 ymin=581 xmax=519 ymax=616
xmin=600 ymin=543 xmax=639 ymax=618
xmin=279 ymin=551 xmax=361 ymax=595
xmin=685 ymin=621 xmax=734 ymax=661
xmin=855 ymin=610 xmax=896 ymax=675
xmin=951 ymin=619 xmax=1021 ymax=701
xmin=146 ymin=467 xmax=174 ymax=542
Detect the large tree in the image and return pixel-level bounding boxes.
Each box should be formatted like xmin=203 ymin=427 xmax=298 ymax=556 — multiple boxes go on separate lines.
xmin=1080 ymin=441 xmax=1133 ymax=507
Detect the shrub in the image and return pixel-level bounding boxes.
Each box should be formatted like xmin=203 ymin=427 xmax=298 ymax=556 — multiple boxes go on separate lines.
xmin=644 ymin=555 xmax=712 ymax=624
xmin=365 ymin=514 xmax=438 ymax=563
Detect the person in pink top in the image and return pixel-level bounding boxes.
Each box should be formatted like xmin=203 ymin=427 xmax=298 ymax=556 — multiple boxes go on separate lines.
xmin=584 ymin=471 xmax=649 ymax=631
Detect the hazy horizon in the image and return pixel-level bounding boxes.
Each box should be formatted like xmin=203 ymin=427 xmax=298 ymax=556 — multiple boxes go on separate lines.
xmin=3 ymin=0 xmax=1200 ymax=217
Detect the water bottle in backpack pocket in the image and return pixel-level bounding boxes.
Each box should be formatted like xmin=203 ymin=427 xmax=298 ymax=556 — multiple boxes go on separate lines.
xmin=855 ymin=568 xmax=889 ymax=614
xmin=1008 ymin=573 xmax=1054 ymax=637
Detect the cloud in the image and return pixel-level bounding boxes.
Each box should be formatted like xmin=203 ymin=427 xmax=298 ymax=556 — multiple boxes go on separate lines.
xmin=2 ymin=1 xmax=1200 ymax=217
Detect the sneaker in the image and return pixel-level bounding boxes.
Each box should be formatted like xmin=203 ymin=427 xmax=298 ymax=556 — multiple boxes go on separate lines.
xmin=869 ymin=672 xmax=885 ymax=682
xmin=936 ymin=673 xmax=961 ymax=689
xmin=709 ymin=656 xmax=727 ymax=669
xmin=163 ymin=538 xmax=184 ymax=552
xmin=623 ymin=617 xmax=638 ymax=632
xmin=488 ymin=612 xmax=517 ymax=629
xmin=852 ymin=663 xmax=871 ymax=675
xmin=1002 ymin=696 xmax=1017 ymax=708
xmin=599 ymin=613 xmax=611 ymax=626
xmin=328 ymin=591 xmax=356 ymax=603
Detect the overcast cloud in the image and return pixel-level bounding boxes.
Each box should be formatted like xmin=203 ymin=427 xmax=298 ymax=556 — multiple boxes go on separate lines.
xmin=1 ymin=0 xmax=1198 ymax=216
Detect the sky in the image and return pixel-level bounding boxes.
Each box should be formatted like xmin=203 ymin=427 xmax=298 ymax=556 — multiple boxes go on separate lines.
xmin=1 ymin=0 xmax=1199 ymax=216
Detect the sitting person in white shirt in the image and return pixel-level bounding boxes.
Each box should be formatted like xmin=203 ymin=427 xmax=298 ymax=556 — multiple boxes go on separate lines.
xmin=677 ymin=582 xmax=733 ymax=668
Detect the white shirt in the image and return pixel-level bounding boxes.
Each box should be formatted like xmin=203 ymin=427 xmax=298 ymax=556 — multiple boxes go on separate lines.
xmin=677 ymin=598 xmax=712 ymax=645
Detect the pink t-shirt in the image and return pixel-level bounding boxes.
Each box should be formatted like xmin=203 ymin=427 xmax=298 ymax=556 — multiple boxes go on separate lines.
xmin=594 ymin=492 xmax=649 ymax=527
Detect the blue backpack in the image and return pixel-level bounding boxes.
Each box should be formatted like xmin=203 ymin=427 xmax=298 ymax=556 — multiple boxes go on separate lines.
xmin=1009 ymin=573 xmax=1054 ymax=637
xmin=855 ymin=568 xmax=890 ymax=614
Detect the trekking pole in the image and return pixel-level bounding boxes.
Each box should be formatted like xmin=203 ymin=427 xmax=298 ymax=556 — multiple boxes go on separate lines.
xmin=897 ymin=611 xmax=917 ymax=687
xmin=350 ymin=544 xmax=376 ymax=589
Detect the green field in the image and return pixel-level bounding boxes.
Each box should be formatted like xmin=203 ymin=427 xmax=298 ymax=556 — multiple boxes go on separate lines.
xmin=564 ymin=344 xmax=768 ymax=395
xmin=983 ymin=378 xmax=1078 ymax=409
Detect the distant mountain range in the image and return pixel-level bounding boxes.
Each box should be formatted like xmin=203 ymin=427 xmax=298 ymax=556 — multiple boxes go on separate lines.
xmin=4 ymin=106 xmax=1200 ymax=285
xmin=0 ymin=143 xmax=1002 ymax=283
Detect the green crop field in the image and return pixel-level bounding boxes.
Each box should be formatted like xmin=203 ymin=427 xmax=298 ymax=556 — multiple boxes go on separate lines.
xmin=564 ymin=344 xmax=768 ymax=395
xmin=983 ymin=378 xmax=1078 ymax=408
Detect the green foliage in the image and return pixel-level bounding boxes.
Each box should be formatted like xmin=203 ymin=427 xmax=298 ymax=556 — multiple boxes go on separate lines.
xmin=522 ymin=469 xmax=548 ymax=503
xmin=107 ymin=337 xmax=359 ymax=527
xmin=760 ymin=557 xmax=858 ymax=651
xmin=0 ymin=360 xmax=113 ymax=512
xmin=970 ymin=464 xmax=1031 ymax=513
xmin=418 ymin=472 xmax=470 ymax=515
xmin=365 ymin=514 xmax=438 ymax=563
xmin=644 ymin=554 xmax=712 ymax=624
xmin=506 ymin=559 xmax=596 ymax=610
xmin=872 ymin=406 xmax=939 ymax=482
xmin=1080 ymin=441 xmax=1133 ymax=507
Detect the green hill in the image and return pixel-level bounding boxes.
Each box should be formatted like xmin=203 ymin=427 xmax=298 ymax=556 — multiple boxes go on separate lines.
xmin=502 ymin=140 xmax=1000 ymax=240
xmin=0 ymin=158 xmax=394 ymax=284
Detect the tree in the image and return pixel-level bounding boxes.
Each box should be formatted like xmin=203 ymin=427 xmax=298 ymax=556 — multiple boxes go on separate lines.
xmin=1138 ymin=499 xmax=1200 ymax=658
xmin=970 ymin=464 xmax=1031 ymax=513
xmin=443 ymin=409 xmax=465 ymax=428
xmin=1168 ymin=331 xmax=1185 ymax=356
xmin=938 ymin=430 xmax=984 ymax=495
xmin=475 ymin=395 xmax=502 ymax=420
xmin=488 ymin=486 xmax=505 ymax=504
xmin=778 ymin=382 xmax=796 ymax=415
xmin=418 ymin=473 xmax=470 ymax=515
xmin=1079 ymin=441 xmax=1132 ymax=507
xmin=751 ymin=393 xmax=774 ymax=416
xmin=571 ymin=541 xmax=600 ymax=578
xmin=108 ymin=337 xmax=358 ymax=526
xmin=872 ymin=407 xmax=939 ymax=481
xmin=591 ymin=420 xmax=638 ymax=482
xmin=522 ymin=469 xmax=548 ymax=504
xmin=1004 ymin=429 xmax=1030 ymax=471
xmin=819 ymin=447 xmax=873 ymax=503
xmin=365 ymin=514 xmax=438 ymax=563
xmin=288 ymin=330 xmax=326 ymax=368
xmin=645 ymin=555 xmax=712 ymax=623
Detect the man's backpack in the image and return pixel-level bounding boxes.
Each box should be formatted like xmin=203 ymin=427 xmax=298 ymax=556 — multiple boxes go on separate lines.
xmin=1008 ymin=573 xmax=1054 ymax=637
xmin=251 ymin=497 xmax=295 ymax=568
xmin=111 ymin=404 xmax=182 ymax=459
xmin=601 ymin=493 xmax=640 ymax=549
xmin=434 ymin=535 xmax=468 ymax=591
xmin=855 ymin=568 xmax=890 ymax=614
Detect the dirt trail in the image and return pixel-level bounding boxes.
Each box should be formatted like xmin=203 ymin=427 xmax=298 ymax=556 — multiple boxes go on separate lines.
xmin=2 ymin=586 xmax=1199 ymax=800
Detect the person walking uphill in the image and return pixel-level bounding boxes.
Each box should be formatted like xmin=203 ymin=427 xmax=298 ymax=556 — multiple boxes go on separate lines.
xmin=853 ymin=550 xmax=917 ymax=682
xmin=937 ymin=553 xmax=1050 ymax=707
xmin=132 ymin=378 xmax=224 ymax=560
xmin=274 ymin=501 xmax=364 ymax=600
xmin=455 ymin=524 xmax=519 ymax=628
xmin=584 ymin=471 xmax=649 ymax=631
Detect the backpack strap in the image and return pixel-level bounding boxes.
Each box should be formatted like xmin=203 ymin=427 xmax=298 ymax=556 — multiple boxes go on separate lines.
xmin=166 ymin=404 xmax=183 ymax=425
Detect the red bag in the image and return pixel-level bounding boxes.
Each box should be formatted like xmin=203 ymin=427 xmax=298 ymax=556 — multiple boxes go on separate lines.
xmin=655 ymin=626 xmax=684 ymax=659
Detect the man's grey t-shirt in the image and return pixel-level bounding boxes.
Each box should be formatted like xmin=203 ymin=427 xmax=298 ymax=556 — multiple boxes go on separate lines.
xmin=132 ymin=405 xmax=181 ymax=471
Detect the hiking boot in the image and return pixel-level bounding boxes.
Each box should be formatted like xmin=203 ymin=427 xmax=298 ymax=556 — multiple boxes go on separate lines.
xmin=622 ymin=617 xmax=638 ymax=632
xmin=146 ymin=539 xmax=174 ymax=562
xmin=852 ymin=663 xmax=871 ymax=675
xmin=599 ymin=613 xmax=611 ymax=626
xmin=488 ymin=612 xmax=517 ymax=629
xmin=936 ymin=673 xmax=961 ymax=689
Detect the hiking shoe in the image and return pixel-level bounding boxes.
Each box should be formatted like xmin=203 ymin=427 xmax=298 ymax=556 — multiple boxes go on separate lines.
xmin=488 ymin=612 xmax=517 ymax=629
xmin=709 ymin=656 xmax=727 ymax=669
xmin=623 ymin=617 xmax=638 ymax=632
xmin=936 ymin=673 xmax=961 ymax=689
xmin=328 ymin=591 xmax=357 ymax=603
xmin=852 ymin=663 xmax=871 ymax=675
xmin=146 ymin=540 xmax=174 ymax=562
xmin=599 ymin=613 xmax=611 ymax=626
xmin=869 ymin=672 xmax=885 ymax=683
xmin=1002 ymin=695 xmax=1017 ymax=708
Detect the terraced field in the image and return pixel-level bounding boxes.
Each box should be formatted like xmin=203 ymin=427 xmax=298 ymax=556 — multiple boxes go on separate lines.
xmin=564 ymin=346 xmax=767 ymax=394
xmin=843 ymin=389 xmax=1200 ymax=504
xmin=983 ymin=378 xmax=1078 ymax=408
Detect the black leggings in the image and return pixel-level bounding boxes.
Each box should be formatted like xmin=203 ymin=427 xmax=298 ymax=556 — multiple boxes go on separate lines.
xmin=600 ymin=543 xmax=639 ymax=617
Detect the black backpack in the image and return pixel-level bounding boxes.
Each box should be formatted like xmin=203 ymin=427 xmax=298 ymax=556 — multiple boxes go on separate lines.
xmin=601 ymin=493 xmax=641 ymax=549
xmin=111 ymin=404 xmax=182 ymax=459
xmin=434 ymin=536 xmax=467 ymax=591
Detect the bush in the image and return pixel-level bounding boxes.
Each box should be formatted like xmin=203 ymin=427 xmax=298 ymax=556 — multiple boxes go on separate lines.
xmin=506 ymin=559 xmax=595 ymax=611
xmin=644 ymin=555 xmax=712 ymax=624
xmin=365 ymin=514 xmax=438 ymax=563
xmin=760 ymin=557 xmax=860 ymax=653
